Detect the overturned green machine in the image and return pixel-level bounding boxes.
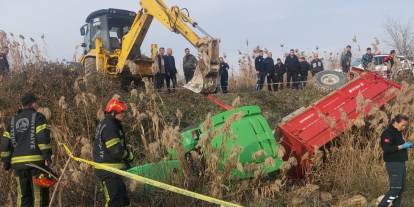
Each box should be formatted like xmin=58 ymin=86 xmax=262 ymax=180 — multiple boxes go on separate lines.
xmin=128 ymin=105 xmax=284 ymax=183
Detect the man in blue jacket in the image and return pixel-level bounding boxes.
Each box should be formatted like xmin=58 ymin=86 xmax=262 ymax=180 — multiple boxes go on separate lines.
xmin=264 ymin=52 xmax=276 ymax=91
xmin=165 ymin=48 xmax=177 ymax=93
xmin=284 ymin=49 xmax=300 ymax=89
xmin=361 ymin=47 xmax=373 ymax=70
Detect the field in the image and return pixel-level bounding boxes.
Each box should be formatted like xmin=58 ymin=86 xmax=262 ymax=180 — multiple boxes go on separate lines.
xmin=1 ymin=32 xmax=414 ymax=207
xmin=0 ymin=63 xmax=413 ymax=207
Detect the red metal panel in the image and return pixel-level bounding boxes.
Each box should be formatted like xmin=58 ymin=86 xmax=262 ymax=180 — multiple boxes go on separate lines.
xmin=279 ymin=72 xmax=401 ymax=176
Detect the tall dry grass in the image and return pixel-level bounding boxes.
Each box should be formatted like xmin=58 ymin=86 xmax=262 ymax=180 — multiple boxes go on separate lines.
xmin=0 ymin=32 xmax=413 ymax=206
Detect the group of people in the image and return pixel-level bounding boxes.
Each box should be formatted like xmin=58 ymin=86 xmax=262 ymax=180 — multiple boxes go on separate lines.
xmin=253 ymin=44 xmax=399 ymax=93
xmin=154 ymin=47 xmax=186 ymax=93
xmin=254 ymin=49 xmax=325 ymax=91
xmin=154 ymin=47 xmax=231 ymax=94
xmin=154 ymin=47 xmax=199 ymax=92
xmin=0 ymin=93 xmax=134 ymax=206
xmin=341 ymin=45 xmax=397 ymax=75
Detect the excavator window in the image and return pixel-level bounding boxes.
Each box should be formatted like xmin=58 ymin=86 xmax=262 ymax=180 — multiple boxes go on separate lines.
xmin=109 ymin=29 xmax=121 ymax=50
xmin=107 ymin=17 xmax=133 ymax=50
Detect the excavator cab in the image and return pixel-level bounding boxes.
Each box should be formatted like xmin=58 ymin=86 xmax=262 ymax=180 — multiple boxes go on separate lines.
xmin=81 ymin=9 xmax=136 ymax=54
xmin=80 ymin=8 xmax=154 ymax=76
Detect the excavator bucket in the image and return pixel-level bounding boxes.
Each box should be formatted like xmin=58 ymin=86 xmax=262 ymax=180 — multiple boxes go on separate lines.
xmin=184 ymin=39 xmax=220 ymax=93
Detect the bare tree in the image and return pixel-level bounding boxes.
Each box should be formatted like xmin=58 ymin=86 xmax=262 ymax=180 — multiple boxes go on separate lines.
xmin=384 ymin=18 xmax=414 ymax=59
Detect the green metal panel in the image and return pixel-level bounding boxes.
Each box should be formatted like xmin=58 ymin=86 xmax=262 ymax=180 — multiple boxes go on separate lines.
xmin=127 ymin=160 xmax=182 ymax=192
xmin=179 ymin=106 xmax=283 ymax=179
xmin=130 ymin=106 xmax=284 ymax=182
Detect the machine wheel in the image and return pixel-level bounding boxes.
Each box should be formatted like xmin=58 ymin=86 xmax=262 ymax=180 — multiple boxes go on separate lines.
xmin=313 ymin=70 xmax=347 ymax=91
xmin=84 ymin=57 xmax=97 ymax=75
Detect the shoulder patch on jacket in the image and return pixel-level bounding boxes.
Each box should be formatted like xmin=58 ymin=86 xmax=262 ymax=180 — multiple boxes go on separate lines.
xmin=384 ymin=138 xmax=391 ymax=143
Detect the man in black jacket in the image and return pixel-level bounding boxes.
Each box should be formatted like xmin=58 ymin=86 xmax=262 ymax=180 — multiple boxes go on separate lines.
xmin=340 ymin=45 xmax=352 ymax=73
xmin=165 ymin=48 xmax=177 ymax=93
xmin=299 ymin=57 xmax=311 ymax=89
xmin=93 ymin=98 xmax=134 ymax=207
xmin=219 ymin=57 xmax=230 ymax=93
xmin=274 ymin=58 xmax=286 ymax=91
xmin=0 ymin=93 xmax=53 ymax=207
xmin=310 ymin=53 xmax=324 ymax=76
xmin=284 ymin=49 xmax=300 ymax=89
xmin=255 ymin=50 xmax=266 ymax=91
xmin=264 ymin=52 xmax=276 ymax=91
xmin=378 ymin=115 xmax=414 ymax=207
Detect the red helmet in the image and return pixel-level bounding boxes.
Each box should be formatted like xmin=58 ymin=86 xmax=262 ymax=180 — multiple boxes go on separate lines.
xmin=105 ymin=98 xmax=128 ymax=114
xmin=33 ymin=174 xmax=57 ymax=188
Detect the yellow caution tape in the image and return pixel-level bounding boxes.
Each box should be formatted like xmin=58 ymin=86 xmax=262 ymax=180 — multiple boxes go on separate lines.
xmin=62 ymin=144 xmax=243 ymax=207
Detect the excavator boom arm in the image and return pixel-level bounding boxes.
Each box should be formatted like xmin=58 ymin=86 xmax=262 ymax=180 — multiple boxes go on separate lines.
xmin=117 ymin=0 xmax=220 ymax=93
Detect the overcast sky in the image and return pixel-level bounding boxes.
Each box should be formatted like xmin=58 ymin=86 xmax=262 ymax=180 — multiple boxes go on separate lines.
xmin=1 ymin=0 xmax=414 ymax=67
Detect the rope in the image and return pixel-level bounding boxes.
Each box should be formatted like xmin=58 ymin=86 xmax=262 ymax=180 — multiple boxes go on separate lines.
xmin=61 ymin=144 xmax=243 ymax=207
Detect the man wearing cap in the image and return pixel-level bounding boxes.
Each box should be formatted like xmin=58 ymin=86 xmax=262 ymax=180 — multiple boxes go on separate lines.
xmin=0 ymin=93 xmax=53 ymax=207
xmin=93 ymin=98 xmax=134 ymax=207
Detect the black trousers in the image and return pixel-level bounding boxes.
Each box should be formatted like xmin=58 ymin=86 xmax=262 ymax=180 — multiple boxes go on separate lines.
xmin=100 ymin=172 xmax=130 ymax=207
xmin=15 ymin=169 xmax=49 ymax=207
xmin=300 ymin=72 xmax=308 ymax=89
xmin=256 ymin=72 xmax=266 ymax=91
xmin=220 ymin=77 xmax=228 ymax=93
xmin=155 ymin=73 xmax=165 ymax=90
xmin=287 ymin=72 xmax=299 ymax=89
xmin=184 ymin=69 xmax=195 ymax=83
xmin=274 ymin=73 xmax=284 ymax=91
xmin=379 ymin=162 xmax=406 ymax=207
xmin=266 ymin=73 xmax=276 ymax=91
xmin=342 ymin=66 xmax=350 ymax=73
xmin=165 ymin=73 xmax=177 ymax=92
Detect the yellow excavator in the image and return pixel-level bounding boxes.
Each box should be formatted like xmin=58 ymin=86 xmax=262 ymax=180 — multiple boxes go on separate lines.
xmin=79 ymin=0 xmax=220 ymax=93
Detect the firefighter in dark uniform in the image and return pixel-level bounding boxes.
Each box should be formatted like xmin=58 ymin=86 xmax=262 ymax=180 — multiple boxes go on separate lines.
xmin=93 ymin=98 xmax=134 ymax=207
xmin=0 ymin=93 xmax=53 ymax=207
xmin=378 ymin=114 xmax=413 ymax=207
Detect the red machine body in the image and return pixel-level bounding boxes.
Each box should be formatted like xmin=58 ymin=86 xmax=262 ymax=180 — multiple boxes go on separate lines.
xmin=278 ymin=71 xmax=401 ymax=176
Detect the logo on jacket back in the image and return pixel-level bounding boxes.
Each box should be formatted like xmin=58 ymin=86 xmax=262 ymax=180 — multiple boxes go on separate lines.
xmin=15 ymin=118 xmax=30 ymax=133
